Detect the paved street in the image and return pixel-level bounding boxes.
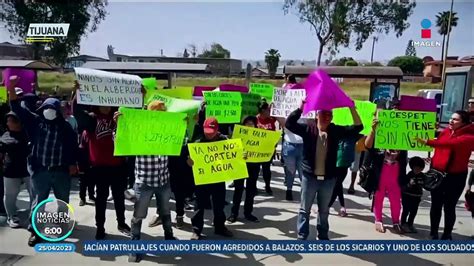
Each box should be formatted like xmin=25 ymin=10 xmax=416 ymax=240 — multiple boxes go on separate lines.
xmin=0 ymin=151 xmax=473 ymax=265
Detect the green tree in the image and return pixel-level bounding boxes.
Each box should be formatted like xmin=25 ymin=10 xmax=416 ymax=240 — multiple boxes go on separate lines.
xmin=388 ymin=56 xmax=424 ymax=74
xmin=198 ymin=43 xmax=231 ymax=58
xmin=364 ymin=61 xmax=383 ymax=67
xmin=405 ymin=40 xmax=417 ymax=56
xmin=0 ymin=0 xmax=107 ymax=65
xmin=330 ymin=57 xmax=354 ymax=66
xmin=345 ymin=60 xmax=358 ymax=66
xmin=265 ymin=49 xmax=281 ymax=79
xmin=436 ymin=11 xmax=459 ymax=61
xmin=283 ymin=1 xmax=415 ymax=66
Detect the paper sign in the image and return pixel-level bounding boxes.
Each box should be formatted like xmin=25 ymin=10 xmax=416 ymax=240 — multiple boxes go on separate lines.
xmin=271 ymin=88 xmax=315 ymax=119
xmin=159 ymin=87 xmax=193 ymax=100
xmin=399 ymin=95 xmax=437 ymax=112
xmin=204 ymin=91 xmax=242 ymax=123
xmin=375 ymin=110 xmax=436 ymax=151
xmin=0 ymin=86 xmax=7 ymax=103
xmin=75 ymin=68 xmax=143 ymax=108
xmin=232 ymin=125 xmax=281 ymax=162
xmin=2 ymin=68 xmax=36 ymax=94
xmin=219 ymin=84 xmax=249 ymax=93
xmin=114 ymin=107 xmax=187 ymax=156
xmin=194 ymin=86 xmax=216 ymax=97
xmin=188 ymin=139 xmax=248 ymax=185
xmin=332 ymin=101 xmax=376 ymax=135
xmin=250 ymin=83 xmax=274 ymax=103
xmin=142 ymin=77 xmax=157 ymax=91
xmin=241 ymin=93 xmax=261 ymax=119
xmin=145 ymin=92 xmax=201 ymax=138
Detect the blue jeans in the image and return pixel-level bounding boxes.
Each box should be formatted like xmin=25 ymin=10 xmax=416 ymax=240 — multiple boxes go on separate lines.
xmin=28 ymin=168 xmax=71 ymax=230
xmin=283 ymin=141 xmax=303 ymax=190
xmin=297 ymin=174 xmax=336 ymax=240
xmin=131 ymin=182 xmax=173 ymax=240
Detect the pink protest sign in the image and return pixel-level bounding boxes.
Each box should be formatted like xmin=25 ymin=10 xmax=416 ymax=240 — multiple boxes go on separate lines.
xmin=2 ymin=68 xmax=36 ymax=93
xmin=219 ymin=84 xmax=249 ymax=93
xmin=193 ymin=86 xmax=216 ymax=97
xmin=303 ymin=70 xmax=354 ymax=114
xmin=399 ymin=95 xmax=437 ymax=112
xmin=285 ymin=83 xmax=304 ymax=89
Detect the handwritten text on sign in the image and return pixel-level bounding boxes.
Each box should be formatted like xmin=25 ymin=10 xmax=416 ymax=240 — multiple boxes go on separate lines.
xmin=114 ymin=108 xmax=186 ymax=156
xmin=188 ymin=139 xmax=248 ymax=185
xmin=232 ymin=125 xmax=281 ymax=163
xmin=75 ymin=68 xmax=143 ymax=108
xmin=249 ymin=83 xmax=274 ymax=103
xmin=271 ymin=88 xmax=315 ymax=119
xmin=375 ymin=110 xmax=436 ymax=152
xmin=204 ymin=91 xmax=242 ymax=123
xmin=332 ymin=100 xmax=376 ymax=135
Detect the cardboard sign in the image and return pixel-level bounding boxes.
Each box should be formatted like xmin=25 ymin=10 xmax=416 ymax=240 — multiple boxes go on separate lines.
xmin=75 ymin=68 xmax=143 ymax=108
xmin=240 ymin=93 xmax=261 ymax=119
xmin=114 ymin=107 xmax=187 ymax=156
xmin=159 ymin=87 xmax=193 ymax=100
xmin=204 ymin=91 xmax=242 ymax=123
xmin=232 ymin=125 xmax=281 ymax=162
xmin=332 ymin=101 xmax=377 ymax=135
xmin=188 ymin=139 xmax=248 ymax=185
xmin=375 ymin=110 xmax=436 ymax=151
xmin=271 ymin=88 xmax=315 ymax=119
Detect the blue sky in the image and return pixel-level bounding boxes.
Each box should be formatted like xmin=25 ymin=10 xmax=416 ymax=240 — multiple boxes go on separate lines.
xmin=1 ymin=1 xmax=473 ymax=62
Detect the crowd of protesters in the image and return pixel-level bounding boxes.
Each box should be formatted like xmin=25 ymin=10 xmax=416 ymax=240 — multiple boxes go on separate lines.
xmin=0 ymin=74 xmax=473 ymax=263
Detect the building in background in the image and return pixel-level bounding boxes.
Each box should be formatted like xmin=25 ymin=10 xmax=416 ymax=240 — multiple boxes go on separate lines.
xmin=64 ymin=55 xmax=108 ymax=69
xmin=423 ymin=55 xmax=474 ymax=82
xmin=106 ymin=45 xmax=241 ymax=76
xmin=0 ymin=42 xmax=44 ymax=60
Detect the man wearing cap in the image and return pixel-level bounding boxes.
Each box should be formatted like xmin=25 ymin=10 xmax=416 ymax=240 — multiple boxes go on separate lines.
xmin=286 ymin=101 xmax=362 ymax=240
xmin=7 ymin=76 xmax=78 ymax=247
xmin=187 ymin=117 xmax=233 ymax=240
xmin=114 ymin=100 xmax=177 ymax=263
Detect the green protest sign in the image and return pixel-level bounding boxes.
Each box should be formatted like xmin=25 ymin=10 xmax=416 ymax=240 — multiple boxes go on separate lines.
xmin=114 ymin=107 xmax=187 ymax=156
xmin=0 ymin=86 xmax=7 ymax=103
xmin=204 ymin=91 xmax=242 ymax=123
xmin=232 ymin=125 xmax=281 ymax=162
xmin=374 ymin=110 xmax=436 ymax=152
xmin=159 ymin=87 xmax=193 ymax=100
xmin=250 ymin=83 xmax=274 ymax=103
xmin=332 ymin=100 xmax=377 ymax=135
xmin=145 ymin=92 xmax=200 ymax=138
xmin=241 ymin=93 xmax=261 ymax=119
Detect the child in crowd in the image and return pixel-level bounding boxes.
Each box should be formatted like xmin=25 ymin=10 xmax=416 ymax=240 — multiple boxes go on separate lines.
xmin=401 ymin=156 xmax=425 ymax=233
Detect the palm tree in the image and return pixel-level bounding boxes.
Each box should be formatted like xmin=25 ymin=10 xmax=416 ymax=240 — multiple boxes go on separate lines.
xmin=265 ymin=49 xmax=281 ymax=79
xmin=436 ymin=11 xmax=459 ymax=61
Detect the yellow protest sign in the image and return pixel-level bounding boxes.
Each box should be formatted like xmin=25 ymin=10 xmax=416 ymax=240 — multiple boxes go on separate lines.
xmin=188 ymin=139 xmax=249 ymax=185
xmin=114 ymin=107 xmax=187 ymax=156
xmin=0 ymin=86 xmax=7 ymax=103
xmin=159 ymin=87 xmax=193 ymax=100
xmin=232 ymin=125 xmax=280 ymax=163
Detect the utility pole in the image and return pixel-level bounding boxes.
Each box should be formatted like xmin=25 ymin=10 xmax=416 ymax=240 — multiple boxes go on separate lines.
xmin=370 ymin=37 xmax=378 ymax=63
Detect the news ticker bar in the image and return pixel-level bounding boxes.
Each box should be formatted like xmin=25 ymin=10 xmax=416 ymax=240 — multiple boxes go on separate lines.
xmin=35 ymin=240 xmax=474 ymax=254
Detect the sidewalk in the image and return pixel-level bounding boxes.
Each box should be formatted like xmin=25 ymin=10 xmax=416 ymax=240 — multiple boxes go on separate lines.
xmin=0 ymin=154 xmax=472 ymax=265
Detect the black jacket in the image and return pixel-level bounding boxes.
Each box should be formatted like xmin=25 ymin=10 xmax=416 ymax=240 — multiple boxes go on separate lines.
xmin=363 ymin=148 xmax=408 ymax=190
xmin=0 ymin=131 xmax=30 ymax=178
xmin=285 ymin=109 xmax=363 ymax=179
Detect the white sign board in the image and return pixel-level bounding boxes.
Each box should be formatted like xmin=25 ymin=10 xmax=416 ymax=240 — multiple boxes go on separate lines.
xmin=75 ymin=68 xmax=143 ymax=108
xmin=271 ymin=88 xmax=315 ymax=119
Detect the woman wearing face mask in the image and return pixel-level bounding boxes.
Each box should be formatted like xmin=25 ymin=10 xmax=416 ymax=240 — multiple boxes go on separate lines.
xmin=227 ymin=116 xmax=261 ymax=223
xmin=256 ymin=101 xmax=277 ymax=195
xmin=365 ymin=117 xmax=407 ymax=234
xmin=416 ymin=110 xmax=474 ymax=240
xmin=0 ymin=112 xmax=32 ymax=228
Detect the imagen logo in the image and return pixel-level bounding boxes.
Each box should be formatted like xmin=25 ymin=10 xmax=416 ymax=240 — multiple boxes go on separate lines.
xmin=32 ymin=198 xmax=75 ymax=242
xmin=26 ymin=23 xmax=70 ymax=43
xmin=421 ymin=18 xmax=432 ymax=39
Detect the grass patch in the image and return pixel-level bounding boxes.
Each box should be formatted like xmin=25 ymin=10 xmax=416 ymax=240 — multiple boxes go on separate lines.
xmin=38 ymin=71 xmax=446 ymax=100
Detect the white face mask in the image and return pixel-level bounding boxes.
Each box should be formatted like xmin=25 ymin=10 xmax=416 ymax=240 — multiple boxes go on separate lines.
xmin=43 ymin=109 xmax=57 ymax=120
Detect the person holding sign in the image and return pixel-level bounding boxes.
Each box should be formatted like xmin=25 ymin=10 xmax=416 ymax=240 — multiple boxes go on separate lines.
xmin=73 ymin=83 xmax=131 ymax=240
xmin=416 ymin=110 xmax=474 ymax=240
xmin=7 ymin=76 xmax=79 ymax=247
xmin=256 ymin=101 xmax=277 ymax=195
xmin=365 ymin=117 xmax=407 ymax=234
xmin=187 ymin=117 xmax=234 ymax=240
xmin=286 ymin=100 xmax=363 ymax=240
xmin=227 ymin=116 xmax=261 ymax=224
